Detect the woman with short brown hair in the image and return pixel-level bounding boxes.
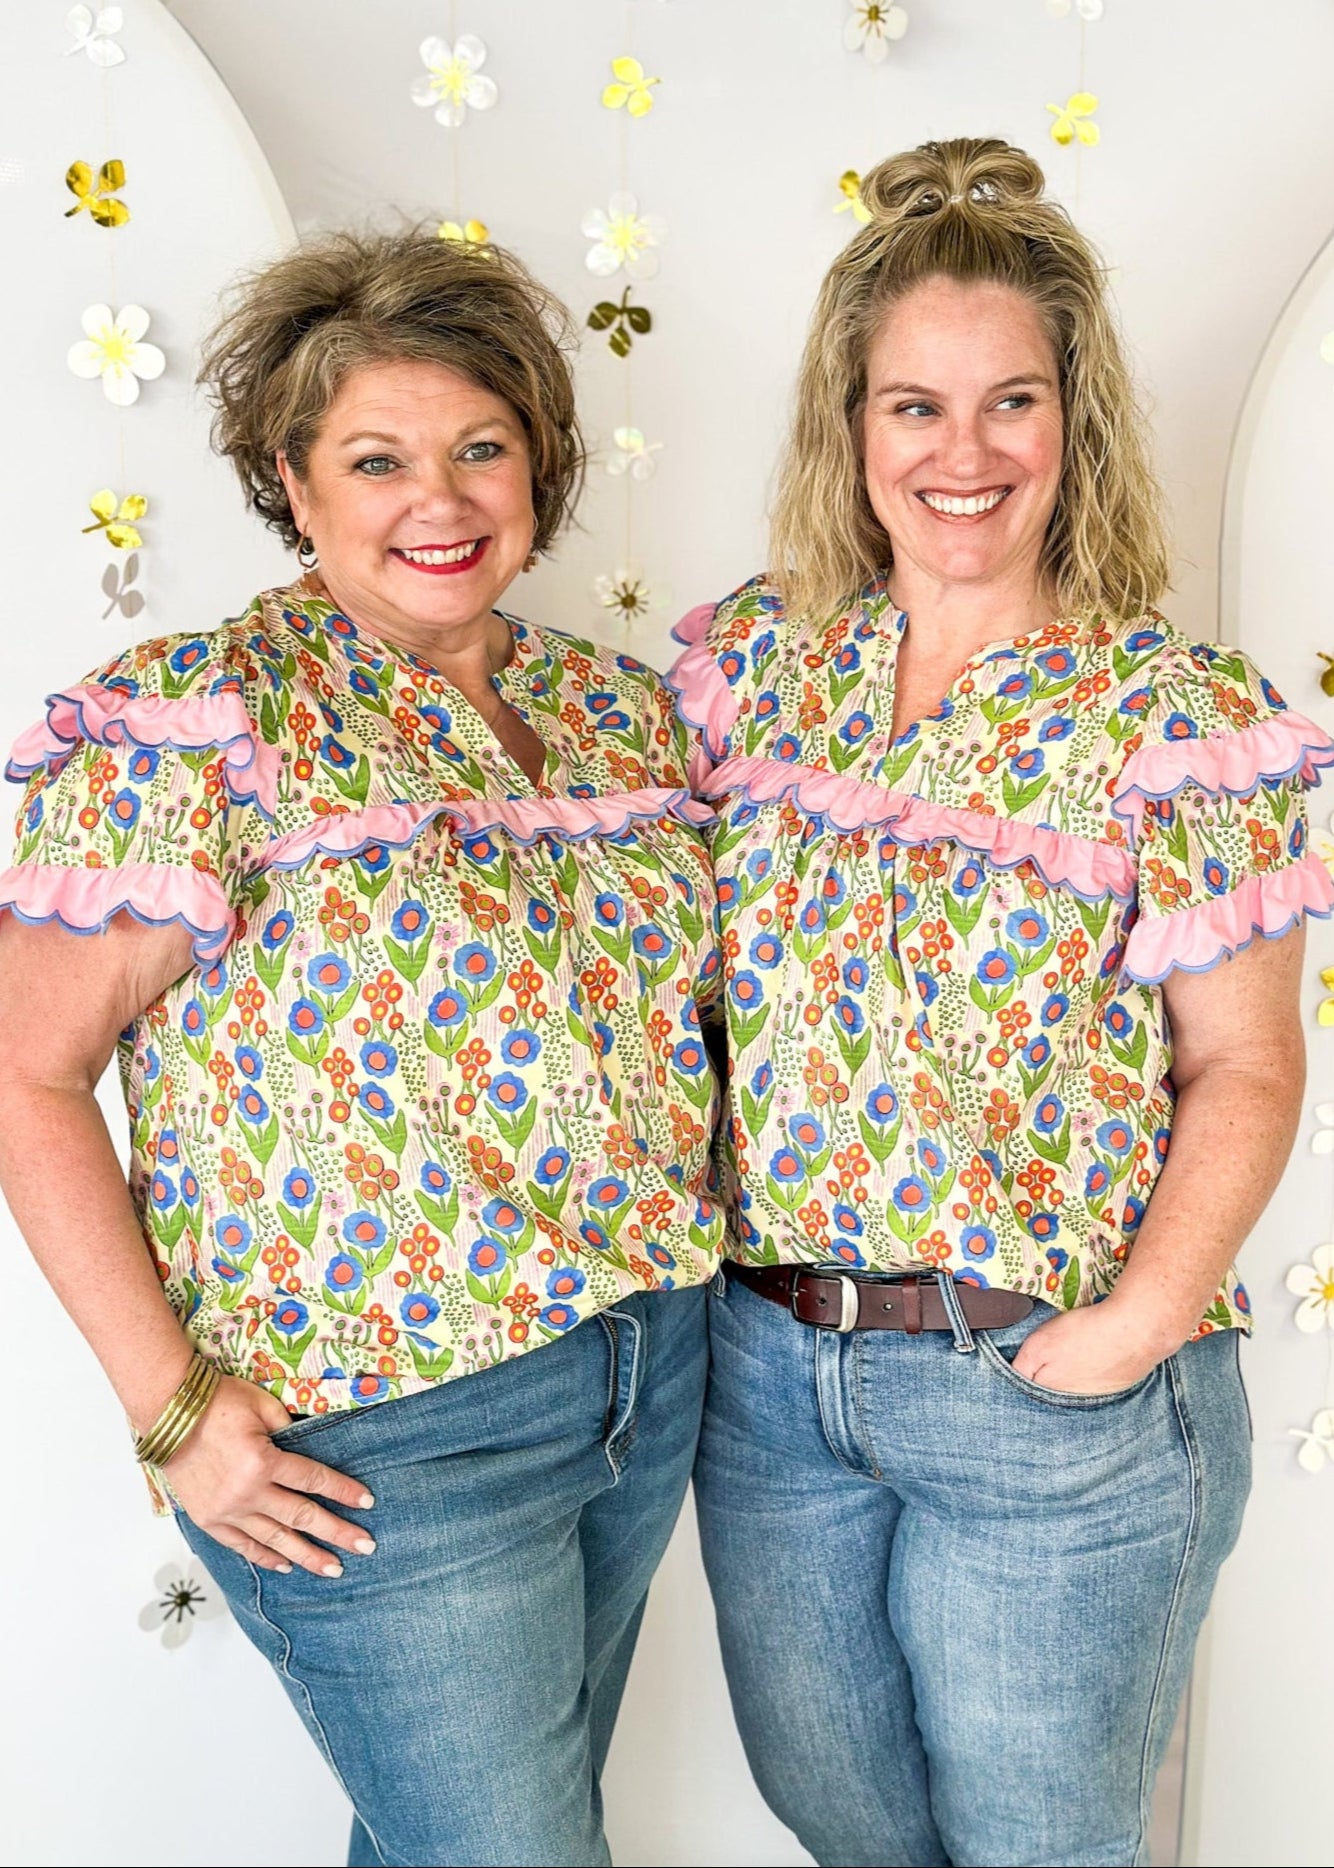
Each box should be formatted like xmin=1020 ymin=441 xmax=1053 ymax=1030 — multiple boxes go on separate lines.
xmin=0 ymin=229 xmax=724 ymax=1867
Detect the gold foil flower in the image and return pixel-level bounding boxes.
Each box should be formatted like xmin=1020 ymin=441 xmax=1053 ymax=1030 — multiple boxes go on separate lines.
xmin=83 ymin=488 xmax=146 ymax=550
xmin=602 ymin=57 xmax=660 ymax=117
xmin=835 ymin=170 xmax=872 ymax=225
xmin=65 ymin=158 xmax=129 ymax=228
xmin=437 ymin=218 xmax=490 ymax=247
xmin=1047 ymin=92 xmax=1100 ymax=146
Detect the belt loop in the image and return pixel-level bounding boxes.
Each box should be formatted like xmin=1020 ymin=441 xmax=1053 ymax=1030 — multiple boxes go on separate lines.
xmin=935 ymin=1272 xmax=977 ymax=1354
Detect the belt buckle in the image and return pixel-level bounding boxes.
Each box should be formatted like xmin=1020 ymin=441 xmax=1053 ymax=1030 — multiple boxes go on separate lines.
xmin=793 ymin=1269 xmax=860 ymax=1333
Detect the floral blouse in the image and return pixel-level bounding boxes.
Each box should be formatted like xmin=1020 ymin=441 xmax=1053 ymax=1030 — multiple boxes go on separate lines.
xmin=2 ymin=582 xmax=725 ymax=1427
xmin=669 ymin=573 xmax=1334 ymax=1334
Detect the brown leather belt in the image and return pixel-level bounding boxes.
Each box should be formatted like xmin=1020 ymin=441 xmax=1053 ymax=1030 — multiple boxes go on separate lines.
xmin=729 ymin=1262 xmax=1034 ymax=1334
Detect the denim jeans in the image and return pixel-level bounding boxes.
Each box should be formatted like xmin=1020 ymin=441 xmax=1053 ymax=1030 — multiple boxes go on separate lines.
xmin=694 ymin=1268 xmax=1251 ymax=1868
xmin=180 ymin=1286 xmax=707 ymax=1868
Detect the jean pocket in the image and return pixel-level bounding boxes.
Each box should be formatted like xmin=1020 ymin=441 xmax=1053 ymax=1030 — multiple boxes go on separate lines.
xmin=977 ymin=1329 xmax=1158 ymax=1409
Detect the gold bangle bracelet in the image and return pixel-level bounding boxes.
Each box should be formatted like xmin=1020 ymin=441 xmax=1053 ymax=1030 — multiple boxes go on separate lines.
xmin=134 ymin=1354 xmax=221 ymax=1467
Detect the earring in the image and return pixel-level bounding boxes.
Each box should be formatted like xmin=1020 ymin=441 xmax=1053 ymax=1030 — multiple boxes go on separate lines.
xmin=522 ymin=551 xmax=539 ymax=573
xmin=296 ymin=534 xmax=318 ymax=570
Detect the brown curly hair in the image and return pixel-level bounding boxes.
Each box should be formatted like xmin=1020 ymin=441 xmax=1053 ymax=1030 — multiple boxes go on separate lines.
xmin=770 ymin=137 xmax=1170 ymax=623
xmin=199 ymin=229 xmax=586 ymax=554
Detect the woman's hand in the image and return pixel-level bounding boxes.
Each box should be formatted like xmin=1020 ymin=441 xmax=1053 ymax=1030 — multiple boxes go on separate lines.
xmin=163 ymin=1375 xmax=376 ymax=1577
xmin=1009 ymin=1301 xmax=1174 ymax=1396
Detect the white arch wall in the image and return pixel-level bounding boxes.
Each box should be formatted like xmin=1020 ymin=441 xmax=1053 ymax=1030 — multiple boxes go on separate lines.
xmin=1185 ymin=234 xmax=1334 ymax=1868
xmin=0 ymin=9 xmax=348 ymax=1867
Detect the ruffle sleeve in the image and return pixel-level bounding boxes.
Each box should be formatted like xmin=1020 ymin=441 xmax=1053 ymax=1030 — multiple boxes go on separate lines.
xmin=1114 ymin=643 xmax=1334 ymax=983
xmin=1 ymin=642 xmax=276 ymax=964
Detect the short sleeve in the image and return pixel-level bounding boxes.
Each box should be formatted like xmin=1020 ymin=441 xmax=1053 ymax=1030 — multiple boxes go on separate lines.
xmin=0 ymin=640 xmax=277 ymax=962
xmin=1116 ymin=643 xmax=1334 ymax=984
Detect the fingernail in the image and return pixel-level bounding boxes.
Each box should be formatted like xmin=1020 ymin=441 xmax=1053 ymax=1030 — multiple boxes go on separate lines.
xmin=323 ymin=1560 xmax=344 ymax=1578
xmin=277 ymin=1561 xmax=292 ymax=1574
xmin=354 ymin=1536 xmax=376 ymax=1555
xmin=357 ymin=1492 xmax=375 ymax=1509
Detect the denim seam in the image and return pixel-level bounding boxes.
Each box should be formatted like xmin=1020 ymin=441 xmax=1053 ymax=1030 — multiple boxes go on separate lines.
xmin=813 ymin=1336 xmax=871 ymax=1479
xmin=245 ymin=1560 xmax=396 ymax=1868
xmin=601 ymin=1305 xmax=643 ymax=1480
xmin=849 ymin=1337 xmax=884 ymax=1480
xmin=1132 ymin=1357 xmax=1201 ymax=1868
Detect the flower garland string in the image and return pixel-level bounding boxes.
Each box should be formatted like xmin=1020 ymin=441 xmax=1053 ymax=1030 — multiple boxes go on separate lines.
xmin=589 ymin=4 xmax=664 ymax=636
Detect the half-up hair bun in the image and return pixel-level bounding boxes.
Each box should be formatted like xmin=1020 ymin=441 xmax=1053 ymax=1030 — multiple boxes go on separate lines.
xmin=771 ymin=134 xmax=1170 ymax=628
xmin=860 ymin=137 xmax=1047 ymax=225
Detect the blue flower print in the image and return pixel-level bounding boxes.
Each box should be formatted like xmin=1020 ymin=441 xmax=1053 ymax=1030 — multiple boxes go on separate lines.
xmin=1033 ymin=1093 xmax=1065 ymax=1135
xmin=420 ymin=1161 xmax=452 ymax=1197
xmin=1103 ymin=1001 xmax=1135 ymax=1041
xmin=1085 ymin=1161 xmax=1112 ymax=1201
xmin=427 ymin=985 xmax=467 ymax=1030
xmin=834 ymin=996 xmax=864 ymax=1038
xmin=865 ymin=1084 xmax=899 ymax=1125
xmin=751 ymin=1060 xmax=774 ymax=1097
xmin=454 ymin=943 xmax=497 ymax=987
xmin=1008 ymin=747 xmax=1045 ymax=780
xmin=1039 ymin=716 xmax=1076 ymax=743
xmin=1029 ymin=1212 xmax=1060 ymax=1243
xmin=996 ymin=669 xmax=1033 ymax=703
xmin=360 ymin=1038 xmax=398 ymax=1078
xmin=1119 ymin=688 xmax=1152 ymax=720
xmin=358 ymin=1082 xmax=395 ymax=1122
xmin=399 ymin=1292 xmax=441 ymax=1329
xmin=592 ymin=892 xmax=625 ymax=931
xmin=237 ymin=1086 xmax=269 ymax=1126
xmin=534 ymin=1148 xmax=571 ymax=1187
xmin=527 ymin=899 xmax=559 ymax=938
xmin=1006 ymin=908 xmax=1049 ymax=949
xmin=261 ymin=909 xmax=295 ymax=951
xmin=197 ymin=960 xmax=228 ymax=997
xmin=834 ymin=642 xmax=861 ymax=675
xmin=952 ymin=859 xmax=986 ymax=899
xmin=482 ymin=1196 xmax=526 ymax=1235
xmin=789 ymin=1112 xmax=825 ymax=1153
xmin=213 ymin=1217 xmax=254 ymax=1262
xmin=468 ymin=1237 xmax=508 ymax=1278
xmin=892 ymin=1175 xmax=931 ymax=1217
xmin=500 ymin=1029 xmax=542 ymax=1067
xmin=107 ymin=788 xmax=140 ymax=832
xmin=753 ymin=689 xmax=780 ymax=725
xmin=235 ymin=1045 xmax=263 ymax=1081
xmin=916 ymin=1138 xmax=947 ymax=1178
xmin=769 ymin=1146 xmax=806 ymax=1186
xmin=282 ymin=1166 xmax=317 ymax=1209
xmin=126 ymin=747 xmax=160 ymax=783
xmin=325 ymin=1254 xmax=364 ymax=1296
xmin=578 ymin=1217 xmax=614 ymax=1252
xmin=829 ymin=1239 xmax=867 ymax=1268
xmin=487 ymin=1073 xmax=529 ymax=1116
xmin=1096 ymin=1117 xmax=1135 ymax=1157
xmin=149 ymin=1169 xmax=176 ymax=1209
xmin=842 ymin=956 xmax=869 ymax=993
xmin=730 ymin=971 xmax=763 ymax=1013
xmin=180 ymin=1166 xmax=200 ymax=1205
xmin=1034 ymin=647 xmax=1077 ymax=681
xmin=749 ymin=931 xmax=784 ymax=969
xmin=271 ymin=1298 xmax=309 ymax=1337
xmin=168 ymin=638 xmax=209 ymax=676
xmin=961 ymin=1225 xmax=997 ymax=1261
xmin=839 ymin=711 xmax=874 ymax=748
xmin=321 ymin=734 xmax=357 ymax=772
xmin=1162 ymin=712 xmax=1198 ymax=742
xmin=355 ymin=841 xmax=393 ymax=876
xmin=673 ymin=1036 xmax=708 ymax=1076
xmin=343 ymin=1212 xmax=387 ymax=1253
xmin=462 ymin=834 xmax=500 ymax=867
xmin=388 ymin=900 xmax=430 ymax=944
xmin=540 ymin=1302 xmax=580 ymax=1332
xmin=832 ymin=1203 xmax=863 ymax=1237
xmin=977 ymin=949 xmax=1017 ymax=990
xmin=308 ymin=953 xmax=351 ymax=996
xmin=1041 ymin=991 xmax=1070 ymax=1026
xmin=350 ymin=1374 xmax=390 ymax=1406
xmin=772 ymin=733 xmax=802 ymax=762
xmin=288 ymin=997 xmax=324 ymax=1041
xmin=797 ymin=897 xmax=825 ymax=937
xmin=546 ymin=1266 xmax=587 ymax=1300
xmin=588 ymin=1176 xmax=630 ymax=1212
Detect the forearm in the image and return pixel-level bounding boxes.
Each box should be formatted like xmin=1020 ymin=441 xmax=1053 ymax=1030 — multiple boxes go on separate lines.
xmin=0 ymin=1082 xmax=194 ymax=1431
xmin=1105 ymin=1059 xmax=1303 ymax=1355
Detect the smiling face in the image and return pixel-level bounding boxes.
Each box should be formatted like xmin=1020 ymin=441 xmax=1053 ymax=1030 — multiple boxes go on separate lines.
xmin=861 ymin=276 xmax=1064 ymax=604
xmin=277 ymin=357 xmax=535 ymax=657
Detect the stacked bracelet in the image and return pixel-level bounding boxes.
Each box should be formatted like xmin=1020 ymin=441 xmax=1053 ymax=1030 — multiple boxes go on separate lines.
xmin=134 ymin=1353 xmax=221 ymax=1468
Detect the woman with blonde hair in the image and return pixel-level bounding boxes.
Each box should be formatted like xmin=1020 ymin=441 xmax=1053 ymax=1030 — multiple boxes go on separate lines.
xmin=671 ymin=137 xmax=1332 ymax=1866
xmin=0 ymin=231 xmax=725 ymax=1866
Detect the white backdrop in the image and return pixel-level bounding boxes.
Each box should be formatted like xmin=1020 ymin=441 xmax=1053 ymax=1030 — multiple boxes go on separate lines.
xmin=4 ymin=1 xmax=1334 ymax=1864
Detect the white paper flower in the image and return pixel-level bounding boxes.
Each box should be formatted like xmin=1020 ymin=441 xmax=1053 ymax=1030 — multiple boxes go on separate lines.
xmin=1289 ymin=1408 xmax=1334 ymax=1473
xmin=844 ymin=2 xmax=908 ymax=63
xmin=65 ymin=5 xmax=125 ymax=65
xmin=67 ymin=304 xmax=165 ymax=406
xmin=1286 ymin=1243 xmax=1334 ymax=1332
xmin=607 ymin=428 xmax=662 ymax=481
xmin=594 ymin=566 xmax=659 ymax=624
xmin=137 ymin=1555 xmax=226 ymax=1650
xmin=1312 ymin=1101 xmax=1334 ymax=1150
xmin=582 ymin=193 xmax=666 ymax=281
xmin=1046 ymin=0 xmax=1104 ymax=18
xmin=411 ymin=35 xmax=497 ymax=128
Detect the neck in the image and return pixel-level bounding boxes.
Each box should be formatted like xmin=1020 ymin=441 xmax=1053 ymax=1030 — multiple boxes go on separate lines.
xmin=303 ymin=571 xmax=514 ymax=696
xmin=886 ymin=559 xmax=1056 ymax=663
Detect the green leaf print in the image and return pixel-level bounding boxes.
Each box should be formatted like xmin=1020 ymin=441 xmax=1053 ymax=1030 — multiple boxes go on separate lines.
xmin=858 ymin=1110 xmax=903 ymax=1167
xmin=835 ymin=1026 xmax=873 ymax=1079
xmin=266 ymin=1319 xmax=317 ymax=1370
xmin=732 ymin=1002 xmax=772 ymax=1054
xmin=1030 ymin=1118 xmax=1072 ymax=1167
xmin=366 ymin=1107 xmax=409 ymax=1160
xmin=287 ymin=1027 xmax=331 ymax=1070
xmin=249 ymin=1111 xmax=282 ymax=1168
xmin=383 ymin=934 xmax=433 ymax=986
xmin=1061 ymin=1256 xmax=1082 ymax=1310
xmin=466 ymin=1264 xmax=512 ymax=1305
xmin=329 ymin=751 xmax=372 ymax=805
xmin=1106 ymin=1020 xmax=1149 ymax=1074
xmin=943 ymin=888 xmax=988 ymax=940
xmin=406 ymin=1334 xmax=454 ymax=1380
xmin=1075 ymin=894 xmax=1114 ymax=943
xmin=415 ymin=1187 xmax=460 ymax=1237
xmin=1001 ymin=772 xmax=1050 ymax=815
xmin=277 ymin=1198 xmax=322 ymax=1251
xmin=741 ymin=1083 xmax=776 ymax=1139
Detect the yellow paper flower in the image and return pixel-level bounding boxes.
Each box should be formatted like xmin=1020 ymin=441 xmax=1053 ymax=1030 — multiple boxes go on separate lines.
xmin=835 ymin=170 xmax=872 ymax=225
xmin=1047 ymin=92 xmax=1100 ymax=146
xmin=437 ymin=218 xmax=490 ymax=247
xmin=65 ymin=158 xmax=129 ymax=228
xmin=1317 ymin=966 xmax=1334 ymax=1027
xmin=602 ymin=57 xmax=660 ymax=117
xmin=83 ymin=488 xmax=147 ymax=550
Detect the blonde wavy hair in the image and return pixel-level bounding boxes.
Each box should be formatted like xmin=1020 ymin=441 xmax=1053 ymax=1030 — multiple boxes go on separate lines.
xmin=770 ymin=137 xmax=1169 ymax=623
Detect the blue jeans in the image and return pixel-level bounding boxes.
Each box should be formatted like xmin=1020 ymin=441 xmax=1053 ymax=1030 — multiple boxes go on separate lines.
xmin=695 ymin=1268 xmax=1251 ymax=1868
xmin=180 ymin=1287 xmax=707 ymax=1868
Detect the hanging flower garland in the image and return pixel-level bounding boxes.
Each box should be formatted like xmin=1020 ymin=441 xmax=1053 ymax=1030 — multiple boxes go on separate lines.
xmin=606 ymin=428 xmax=662 ymax=480
xmin=65 ymin=5 xmax=125 ymax=66
xmin=835 ymin=170 xmax=872 ymax=226
xmin=844 ymin=2 xmax=909 ymax=62
xmin=84 ymin=488 xmax=146 ymax=549
xmin=65 ymin=157 xmax=129 ymax=227
xmin=1047 ymin=92 xmax=1100 ymax=145
xmin=1047 ymin=0 xmax=1104 ymax=18
xmin=137 ymin=1554 xmax=227 ymax=1650
xmin=411 ymin=35 xmax=498 ymax=128
xmin=68 ymin=304 xmax=165 ymax=406
xmin=602 ymin=57 xmax=660 ymax=118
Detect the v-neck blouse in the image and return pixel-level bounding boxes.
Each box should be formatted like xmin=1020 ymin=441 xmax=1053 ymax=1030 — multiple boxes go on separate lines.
xmin=669 ymin=572 xmax=1334 ymax=1334
xmin=1 ymin=583 xmax=726 ymax=1433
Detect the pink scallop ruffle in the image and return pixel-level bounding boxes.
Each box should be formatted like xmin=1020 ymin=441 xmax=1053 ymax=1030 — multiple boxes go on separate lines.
xmin=6 ymin=685 xmax=281 ymax=818
xmin=0 ymin=862 xmax=234 ymax=962
xmin=1121 ymin=851 xmax=1334 ymax=984
xmin=705 ymin=754 xmax=1136 ymax=901
xmin=262 ymin=788 xmax=712 ymax=871
xmin=665 ymin=603 xmax=738 ymax=765
xmin=1113 ymin=711 xmax=1334 ymax=831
